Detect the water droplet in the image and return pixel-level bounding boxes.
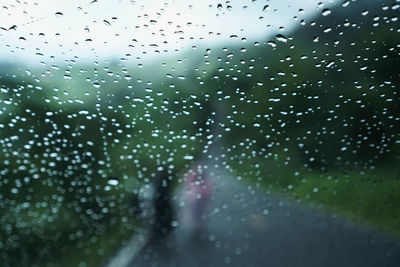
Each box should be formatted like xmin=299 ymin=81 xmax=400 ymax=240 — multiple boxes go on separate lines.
xmin=275 ymin=34 xmax=287 ymax=42
xmin=133 ymin=98 xmax=144 ymax=103
xmin=108 ymin=177 xmax=119 ymax=186
xmin=322 ymin=9 xmax=331 ymax=16
xmin=267 ymin=41 xmax=277 ymax=47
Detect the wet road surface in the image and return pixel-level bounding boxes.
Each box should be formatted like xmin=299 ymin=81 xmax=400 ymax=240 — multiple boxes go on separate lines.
xmin=111 ymin=163 xmax=400 ymax=267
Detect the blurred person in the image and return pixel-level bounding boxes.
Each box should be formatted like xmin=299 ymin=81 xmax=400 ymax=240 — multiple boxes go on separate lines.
xmin=151 ymin=167 xmax=175 ymax=240
xmin=181 ymin=163 xmax=214 ymax=236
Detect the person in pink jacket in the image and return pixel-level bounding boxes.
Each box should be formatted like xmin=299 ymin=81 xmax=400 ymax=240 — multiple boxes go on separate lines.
xmin=182 ymin=163 xmax=214 ymax=235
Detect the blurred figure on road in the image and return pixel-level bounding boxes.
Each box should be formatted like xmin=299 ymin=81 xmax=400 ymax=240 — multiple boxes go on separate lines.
xmin=151 ymin=167 xmax=175 ymax=240
xmin=181 ymin=163 xmax=214 ymax=236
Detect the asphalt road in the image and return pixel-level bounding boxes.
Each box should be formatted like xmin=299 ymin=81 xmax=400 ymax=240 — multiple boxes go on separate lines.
xmin=114 ymin=163 xmax=400 ymax=267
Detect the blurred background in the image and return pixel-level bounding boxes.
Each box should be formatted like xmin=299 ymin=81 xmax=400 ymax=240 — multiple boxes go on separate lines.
xmin=0 ymin=0 xmax=399 ymax=266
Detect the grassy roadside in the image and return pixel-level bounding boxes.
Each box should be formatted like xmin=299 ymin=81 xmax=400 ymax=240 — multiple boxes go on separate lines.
xmin=52 ymin=216 xmax=139 ymax=267
xmin=232 ymin=157 xmax=400 ymax=238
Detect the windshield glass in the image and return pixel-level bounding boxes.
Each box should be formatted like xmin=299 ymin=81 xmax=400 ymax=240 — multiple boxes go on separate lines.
xmin=1 ymin=0 xmax=399 ymax=266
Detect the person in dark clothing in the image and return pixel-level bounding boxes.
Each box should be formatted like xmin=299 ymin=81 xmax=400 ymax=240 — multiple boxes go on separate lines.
xmin=150 ymin=167 xmax=175 ymax=240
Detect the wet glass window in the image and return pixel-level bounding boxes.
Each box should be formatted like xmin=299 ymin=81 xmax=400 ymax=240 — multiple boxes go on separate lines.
xmin=0 ymin=0 xmax=399 ymax=266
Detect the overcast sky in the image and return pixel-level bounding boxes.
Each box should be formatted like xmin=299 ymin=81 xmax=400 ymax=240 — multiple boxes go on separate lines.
xmin=0 ymin=0 xmax=339 ymax=66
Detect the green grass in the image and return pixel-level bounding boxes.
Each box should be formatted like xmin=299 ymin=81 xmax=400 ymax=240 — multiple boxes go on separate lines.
xmin=54 ymin=220 xmax=138 ymax=267
xmin=233 ymin=157 xmax=400 ymax=237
